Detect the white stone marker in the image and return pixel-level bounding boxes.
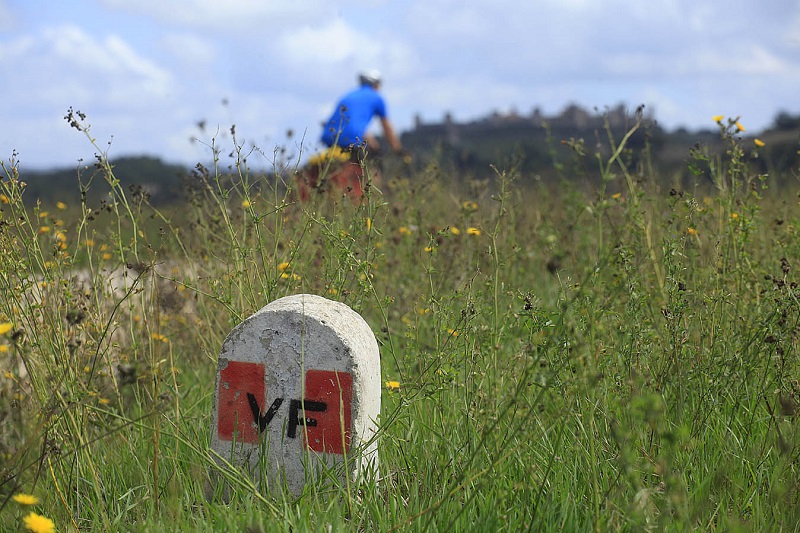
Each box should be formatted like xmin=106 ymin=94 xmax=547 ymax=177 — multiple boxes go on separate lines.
xmin=210 ymin=294 xmax=380 ymax=496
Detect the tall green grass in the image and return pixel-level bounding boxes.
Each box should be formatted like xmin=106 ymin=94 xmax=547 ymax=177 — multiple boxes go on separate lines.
xmin=1 ymin=112 xmax=799 ymax=531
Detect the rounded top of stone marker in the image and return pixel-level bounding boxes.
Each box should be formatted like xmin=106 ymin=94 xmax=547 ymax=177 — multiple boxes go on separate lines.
xmin=263 ymin=293 xmax=364 ymax=321
xmin=259 ymin=293 xmax=375 ymax=340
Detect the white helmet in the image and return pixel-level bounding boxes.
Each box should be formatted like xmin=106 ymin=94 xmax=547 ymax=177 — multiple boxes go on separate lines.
xmin=359 ymin=69 xmax=382 ymax=86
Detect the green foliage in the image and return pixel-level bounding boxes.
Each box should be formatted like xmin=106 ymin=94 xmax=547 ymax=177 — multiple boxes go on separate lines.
xmin=22 ymin=155 xmax=187 ymax=207
xmin=1 ymin=111 xmax=800 ymax=531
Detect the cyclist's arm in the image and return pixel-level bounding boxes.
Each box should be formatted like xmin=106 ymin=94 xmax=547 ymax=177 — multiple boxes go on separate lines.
xmin=380 ymin=117 xmax=403 ymax=154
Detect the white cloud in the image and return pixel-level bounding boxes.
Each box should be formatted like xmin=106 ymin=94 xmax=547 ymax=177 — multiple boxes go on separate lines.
xmin=599 ymin=43 xmax=793 ymax=81
xmin=0 ymin=33 xmax=35 ymax=61
xmin=273 ymin=17 xmax=417 ymax=82
xmin=160 ymin=32 xmax=217 ymax=70
xmin=691 ymin=45 xmax=792 ymax=77
xmin=783 ymin=11 xmax=800 ymax=47
xmin=97 ymin=0 xmax=330 ymax=33
xmin=278 ymin=18 xmax=376 ymax=65
xmin=0 ymin=25 xmax=184 ymax=166
xmin=0 ymin=1 xmax=12 ymax=31
xmin=0 ymin=26 xmax=174 ymax=109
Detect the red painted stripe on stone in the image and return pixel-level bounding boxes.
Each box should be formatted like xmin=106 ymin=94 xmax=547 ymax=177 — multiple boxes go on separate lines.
xmin=218 ymin=361 xmax=264 ymax=444
xmin=304 ymin=369 xmax=353 ymax=454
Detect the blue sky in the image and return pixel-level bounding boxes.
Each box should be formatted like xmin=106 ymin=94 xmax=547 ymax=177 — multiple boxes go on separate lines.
xmin=1 ymin=0 xmax=799 ymax=170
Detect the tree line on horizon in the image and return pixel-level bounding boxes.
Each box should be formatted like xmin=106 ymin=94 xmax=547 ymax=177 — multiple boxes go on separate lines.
xmin=12 ymin=106 xmax=800 ymax=206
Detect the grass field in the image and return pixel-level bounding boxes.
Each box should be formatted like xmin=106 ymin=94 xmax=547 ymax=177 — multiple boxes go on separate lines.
xmin=1 ymin=115 xmax=799 ymax=531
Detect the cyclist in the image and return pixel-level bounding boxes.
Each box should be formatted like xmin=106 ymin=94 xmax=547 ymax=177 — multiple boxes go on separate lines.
xmin=298 ymin=70 xmax=405 ymax=202
xmin=321 ymin=69 xmax=403 ymax=155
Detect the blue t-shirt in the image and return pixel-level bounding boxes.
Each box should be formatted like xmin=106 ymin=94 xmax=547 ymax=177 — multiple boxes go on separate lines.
xmin=321 ymin=85 xmax=387 ymax=148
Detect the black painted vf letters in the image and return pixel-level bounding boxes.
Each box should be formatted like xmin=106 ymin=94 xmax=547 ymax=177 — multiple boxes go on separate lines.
xmin=247 ymin=393 xmax=327 ymax=438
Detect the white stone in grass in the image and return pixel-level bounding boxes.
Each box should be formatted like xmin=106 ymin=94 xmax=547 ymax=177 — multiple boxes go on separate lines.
xmin=210 ymin=294 xmax=381 ymax=497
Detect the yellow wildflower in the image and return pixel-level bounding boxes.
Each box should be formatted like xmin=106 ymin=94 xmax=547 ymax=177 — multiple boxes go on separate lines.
xmin=398 ymin=226 xmax=412 ymax=236
xmin=98 ymin=398 xmax=111 ymax=405
xmin=447 ymin=328 xmax=459 ymax=337
xmin=754 ymin=138 xmax=765 ymax=147
xmin=0 ymin=345 xmax=9 ymax=353
xmin=611 ymin=192 xmax=622 ymax=200
xmin=450 ymin=226 xmax=461 ymax=235
xmin=365 ymin=217 xmax=372 ymax=232
xmin=466 ymin=227 xmax=481 ymax=236
xmin=0 ymin=322 xmax=13 ymax=335
xmin=241 ymin=199 xmax=251 ymax=208
xmin=687 ymin=227 xmax=697 ymax=235
xmin=38 ymin=211 xmax=49 ymax=218
xmin=731 ymin=213 xmax=739 ymax=220
xmin=385 ymin=381 xmax=400 ymax=390
xmin=38 ymin=226 xmax=50 ymax=234
xmin=84 ymin=239 xmax=95 ymax=247
xmin=735 ymin=121 xmax=745 ymax=132
xmin=462 ymin=200 xmax=478 ymax=210
xmin=102 ymin=253 xmax=112 ymax=260
xmin=424 ymin=246 xmax=434 ymax=253
xmin=56 ymin=201 xmax=67 ymax=210
xmin=0 ymin=194 xmax=8 ymax=204
xmin=4 ymin=370 xmax=14 ymax=378
xmin=13 ymin=493 xmax=39 ymax=505
xmin=711 ymin=115 xmax=724 ymax=123
xmin=308 ymin=146 xmax=349 ymax=165
xmin=151 ymin=333 xmax=169 ymax=343
xmin=22 ymin=512 xmax=55 ymax=533
xmin=277 ymin=261 xmax=290 ymax=271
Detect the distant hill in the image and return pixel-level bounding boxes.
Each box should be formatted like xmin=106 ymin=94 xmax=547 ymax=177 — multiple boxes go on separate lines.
xmin=19 ymin=156 xmax=188 ymax=206
xmin=399 ymin=104 xmax=800 ymax=189
xmin=12 ymin=106 xmax=800 ymax=206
